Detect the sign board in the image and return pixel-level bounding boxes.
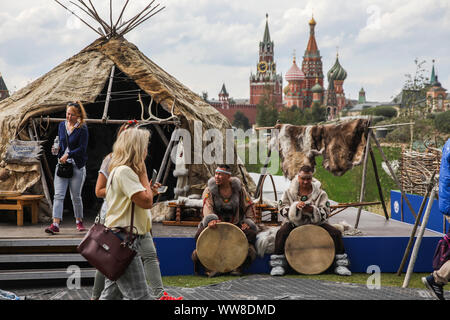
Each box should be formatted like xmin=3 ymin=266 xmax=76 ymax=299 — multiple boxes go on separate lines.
xmin=5 ymin=140 xmax=43 ymax=164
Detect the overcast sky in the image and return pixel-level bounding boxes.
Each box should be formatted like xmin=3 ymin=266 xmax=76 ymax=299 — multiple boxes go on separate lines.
xmin=0 ymin=0 xmax=449 ymax=103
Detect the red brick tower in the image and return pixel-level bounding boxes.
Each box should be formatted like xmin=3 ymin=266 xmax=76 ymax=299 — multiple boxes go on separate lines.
xmin=301 ymin=16 xmax=324 ymax=108
xmin=250 ymin=14 xmax=283 ymax=107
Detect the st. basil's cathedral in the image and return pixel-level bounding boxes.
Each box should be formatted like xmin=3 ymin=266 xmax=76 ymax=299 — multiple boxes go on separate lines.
xmin=210 ymin=15 xmax=348 ymax=124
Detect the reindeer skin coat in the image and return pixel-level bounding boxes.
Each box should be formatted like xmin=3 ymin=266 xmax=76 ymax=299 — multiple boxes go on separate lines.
xmin=201 ymin=177 xmax=257 ymax=231
xmin=279 ymin=176 xmax=331 ymax=226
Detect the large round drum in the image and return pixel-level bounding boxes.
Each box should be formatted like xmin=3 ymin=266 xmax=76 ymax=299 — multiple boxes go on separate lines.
xmin=196 ymin=222 xmax=248 ymax=273
xmin=285 ymin=225 xmax=335 ymax=275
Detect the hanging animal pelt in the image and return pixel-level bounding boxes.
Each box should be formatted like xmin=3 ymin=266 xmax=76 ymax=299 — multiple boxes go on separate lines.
xmin=271 ymin=119 xmax=369 ymax=179
xmin=5 ymin=140 xmax=43 ymax=164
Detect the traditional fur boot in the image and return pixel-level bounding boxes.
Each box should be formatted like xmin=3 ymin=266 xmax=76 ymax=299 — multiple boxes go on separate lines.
xmin=334 ymin=253 xmax=351 ymax=276
xmin=270 ymin=254 xmax=287 ymax=276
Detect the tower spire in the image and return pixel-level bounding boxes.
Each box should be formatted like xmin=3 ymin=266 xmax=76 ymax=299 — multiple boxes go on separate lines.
xmin=263 ymin=13 xmax=271 ymax=43
xmin=430 ymin=59 xmax=436 ymax=84
xmin=306 ymin=15 xmax=318 ymax=53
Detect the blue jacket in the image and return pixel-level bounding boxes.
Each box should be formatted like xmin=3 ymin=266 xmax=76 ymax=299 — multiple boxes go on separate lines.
xmin=439 ymin=138 xmax=450 ymax=216
xmin=57 ymin=121 xmax=89 ymax=169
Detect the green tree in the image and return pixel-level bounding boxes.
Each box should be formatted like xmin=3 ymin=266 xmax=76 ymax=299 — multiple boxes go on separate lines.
xmin=434 ymin=110 xmax=450 ymax=133
xmin=232 ymin=111 xmax=251 ymax=130
xmin=255 ymin=85 xmax=279 ymax=126
xmin=311 ymin=102 xmax=327 ymax=123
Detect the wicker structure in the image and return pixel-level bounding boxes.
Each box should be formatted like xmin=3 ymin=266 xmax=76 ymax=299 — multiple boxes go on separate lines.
xmin=399 ymin=147 xmax=441 ymax=196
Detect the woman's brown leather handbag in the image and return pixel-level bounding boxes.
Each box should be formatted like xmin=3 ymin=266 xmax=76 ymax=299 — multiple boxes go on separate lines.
xmin=78 ymin=203 xmax=136 ymax=281
xmin=77 ymin=170 xmax=137 ymax=281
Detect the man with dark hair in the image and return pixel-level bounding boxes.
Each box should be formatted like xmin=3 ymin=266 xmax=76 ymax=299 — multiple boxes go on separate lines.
xmin=270 ymin=165 xmax=351 ymax=276
xmin=192 ymin=164 xmax=257 ymax=276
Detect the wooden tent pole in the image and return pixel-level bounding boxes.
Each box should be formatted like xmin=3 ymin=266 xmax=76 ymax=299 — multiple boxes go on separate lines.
xmin=27 ymin=124 xmax=53 ymax=213
xmin=369 ymin=145 xmax=389 ymax=220
xmin=354 ymin=129 xmax=372 ymax=229
xmin=370 ymin=130 xmax=418 ymax=219
xmin=31 ymin=121 xmax=54 ymax=192
xmin=154 ymin=124 xmax=169 ymax=147
xmin=102 ymin=65 xmax=115 ymax=121
xmin=156 ymin=130 xmax=178 ymax=184
xmin=396 ymin=173 xmax=434 ymax=276
xmin=402 ymin=182 xmax=437 ymax=288
xmin=155 ymin=130 xmax=179 ymax=203
xmin=35 ymin=118 xmax=178 ymax=125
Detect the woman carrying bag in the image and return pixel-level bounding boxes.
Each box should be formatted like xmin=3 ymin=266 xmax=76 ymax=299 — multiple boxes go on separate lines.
xmin=99 ymin=127 xmax=160 ymax=300
xmin=91 ymin=122 xmax=178 ymax=300
xmin=45 ymin=101 xmax=89 ymax=234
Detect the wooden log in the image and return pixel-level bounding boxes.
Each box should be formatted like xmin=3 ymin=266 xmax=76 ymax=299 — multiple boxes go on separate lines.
xmin=355 ymin=129 xmax=372 ymax=229
xmin=102 ymin=65 xmax=115 ymax=121
xmin=33 ymin=118 xmax=178 ymax=125
xmin=371 ymin=131 xmax=418 ymax=219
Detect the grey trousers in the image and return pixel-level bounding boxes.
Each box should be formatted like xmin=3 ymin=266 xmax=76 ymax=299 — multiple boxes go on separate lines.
xmin=99 ymin=233 xmax=164 ymax=300
xmin=99 ymin=255 xmax=151 ymax=300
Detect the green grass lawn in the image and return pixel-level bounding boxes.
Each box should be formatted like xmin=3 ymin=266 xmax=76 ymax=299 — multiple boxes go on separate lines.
xmin=162 ymin=272 xmax=430 ymax=290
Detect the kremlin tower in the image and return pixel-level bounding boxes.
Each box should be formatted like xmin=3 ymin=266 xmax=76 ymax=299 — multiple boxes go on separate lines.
xmin=249 ymin=14 xmax=283 ymax=107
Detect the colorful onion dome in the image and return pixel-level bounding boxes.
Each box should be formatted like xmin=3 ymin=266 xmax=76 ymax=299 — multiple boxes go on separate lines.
xmin=285 ymin=57 xmax=305 ymax=82
xmin=311 ymin=80 xmax=324 ymax=93
xmin=327 ymin=54 xmax=347 ymax=81
xmin=309 ymin=16 xmax=316 ymax=25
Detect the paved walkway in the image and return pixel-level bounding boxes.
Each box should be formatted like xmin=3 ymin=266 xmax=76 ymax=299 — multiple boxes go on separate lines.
xmin=7 ymin=275 xmax=445 ymax=300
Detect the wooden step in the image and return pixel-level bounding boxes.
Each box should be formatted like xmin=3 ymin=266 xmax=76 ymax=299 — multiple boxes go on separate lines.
xmin=0 ymin=268 xmax=96 ymax=281
xmin=0 ymin=253 xmax=86 ymax=263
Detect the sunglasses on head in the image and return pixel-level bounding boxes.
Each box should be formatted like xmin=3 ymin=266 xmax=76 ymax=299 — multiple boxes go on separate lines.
xmin=67 ymin=102 xmax=80 ymax=108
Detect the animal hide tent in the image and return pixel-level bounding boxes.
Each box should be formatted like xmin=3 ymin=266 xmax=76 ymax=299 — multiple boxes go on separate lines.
xmin=271 ymin=119 xmax=369 ymax=180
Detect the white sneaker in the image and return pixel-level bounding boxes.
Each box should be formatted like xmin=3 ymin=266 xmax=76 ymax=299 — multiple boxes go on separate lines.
xmin=270 ymin=266 xmax=285 ymax=276
xmin=334 ymin=266 xmax=352 ymax=276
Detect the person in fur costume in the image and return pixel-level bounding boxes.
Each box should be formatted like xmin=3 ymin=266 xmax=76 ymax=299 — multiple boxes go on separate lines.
xmin=191 ymin=164 xmax=258 ymax=277
xmin=270 ymin=165 xmax=352 ymax=276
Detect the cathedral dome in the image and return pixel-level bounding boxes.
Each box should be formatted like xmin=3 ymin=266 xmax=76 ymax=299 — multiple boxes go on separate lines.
xmin=311 ymin=81 xmax=323 ymax=93
xmin=327 ymin=55 xmax=347 ymax=81
xmin=285 ymin=58 xmax=305 ymax=82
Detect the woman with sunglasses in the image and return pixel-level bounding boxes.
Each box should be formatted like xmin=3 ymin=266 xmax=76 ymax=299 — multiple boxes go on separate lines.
xmin=45 ymin=101 xmax=89 ymax=234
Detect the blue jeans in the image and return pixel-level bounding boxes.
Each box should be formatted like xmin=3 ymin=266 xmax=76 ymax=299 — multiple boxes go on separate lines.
xmin=52 ymin=164 xmax=86 ymax=221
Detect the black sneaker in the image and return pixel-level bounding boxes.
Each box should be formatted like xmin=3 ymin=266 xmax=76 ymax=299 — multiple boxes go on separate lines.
xmin=422 ymin=275 xmax=445 ymax=300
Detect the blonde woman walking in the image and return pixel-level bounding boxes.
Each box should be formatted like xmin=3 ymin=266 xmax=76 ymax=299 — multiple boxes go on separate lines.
xmin=99 ymin=127 xmax=160 ymax=300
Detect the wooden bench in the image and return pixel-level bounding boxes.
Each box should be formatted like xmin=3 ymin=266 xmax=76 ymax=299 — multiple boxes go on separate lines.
xmin=0 ymin=193 xmax=44 ymax=226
